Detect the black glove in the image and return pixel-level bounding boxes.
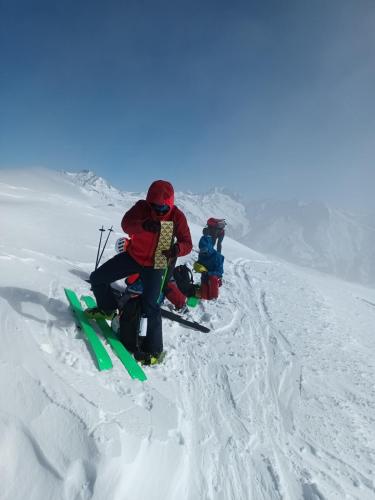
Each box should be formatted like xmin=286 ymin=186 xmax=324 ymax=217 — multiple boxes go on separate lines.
xmin=142 ymin=219 xmax=161 ymax=233
xmin=163 ymin=243 xmax=180 ymax=259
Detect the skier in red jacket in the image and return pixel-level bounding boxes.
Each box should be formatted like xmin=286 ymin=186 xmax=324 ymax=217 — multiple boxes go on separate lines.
xmin=88 ymin=180 xmax=192 ymax=363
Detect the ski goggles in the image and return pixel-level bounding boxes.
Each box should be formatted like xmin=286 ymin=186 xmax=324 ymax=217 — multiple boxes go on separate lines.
xmin=150 ymin=203 xmax=170 ymax=215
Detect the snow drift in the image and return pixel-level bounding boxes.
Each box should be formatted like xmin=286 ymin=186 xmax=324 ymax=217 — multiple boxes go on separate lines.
xmin=0 ymin=168 xmax=374 ymax=499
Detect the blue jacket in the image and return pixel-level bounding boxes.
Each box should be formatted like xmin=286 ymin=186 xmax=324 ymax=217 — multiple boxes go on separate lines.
xmin=197 ymin=235 xmax=224 ymax=276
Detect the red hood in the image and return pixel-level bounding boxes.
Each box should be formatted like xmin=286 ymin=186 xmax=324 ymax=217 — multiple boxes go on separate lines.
xmin=146 ymin=180 xmax=174 ymax=208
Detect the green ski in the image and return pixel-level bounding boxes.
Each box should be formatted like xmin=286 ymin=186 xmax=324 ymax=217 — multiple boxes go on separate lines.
xmin=81 ymin=295 xmax=147 ymax=382
xmin=64 ymin=288 xmax=113 ymax=371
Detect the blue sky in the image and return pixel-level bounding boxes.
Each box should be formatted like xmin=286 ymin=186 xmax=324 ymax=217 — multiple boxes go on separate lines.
xmin=1 ymin=0 xmax=374 ymax=209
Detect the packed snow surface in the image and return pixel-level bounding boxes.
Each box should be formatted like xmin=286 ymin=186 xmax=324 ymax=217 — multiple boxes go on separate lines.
xmin=1 ymin=168 xmax=374 ymax=500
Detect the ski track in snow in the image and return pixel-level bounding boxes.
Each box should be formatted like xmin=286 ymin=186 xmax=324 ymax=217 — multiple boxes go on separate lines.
xmin=1 ymin=252 xmax=375 ymax=499
xmin=162 ymin=256 xmax=375 ymax=500
xmin=1 ymin=170 xmax=375 ymax=500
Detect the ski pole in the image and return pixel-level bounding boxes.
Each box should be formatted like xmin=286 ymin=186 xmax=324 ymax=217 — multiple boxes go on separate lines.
xmin=157 ymin=267 xmax=169 ymax=305
xmin=97 ymin=226 xmax=113 ymax=268
xmin=157 ymin=256 xmax=177 ymax=304
xmin=95 ymin=226 xmax=106 ymax=270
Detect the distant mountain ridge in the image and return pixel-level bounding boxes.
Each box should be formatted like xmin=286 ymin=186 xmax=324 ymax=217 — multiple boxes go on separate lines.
xmin=64 ymin=170 xmax=142 ymax=207
xmin=65 ymin=170 xmax=250 ymax=238
xmin=244 ymin=200 xmax=375 ymax=286
xmin=65 ymin=170 xmax=375 ymax=286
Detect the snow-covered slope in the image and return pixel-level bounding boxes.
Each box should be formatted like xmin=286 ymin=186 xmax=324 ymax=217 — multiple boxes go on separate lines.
xmin=63 ymin=171 xmax=375 ymax=286
xmin=1 ymin=168 xmax=375 ymax=499
xmin=244 ymin=200 xmax=375 ymax=286
xmin=175 ymin=188 xmax=250 ymax=239
xmin=64 ymin=170 xmax=143 ymax=208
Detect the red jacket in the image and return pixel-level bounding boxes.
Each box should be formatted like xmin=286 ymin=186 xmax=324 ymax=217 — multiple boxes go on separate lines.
xmin=121 ymin=180 xmax=192 ymax=267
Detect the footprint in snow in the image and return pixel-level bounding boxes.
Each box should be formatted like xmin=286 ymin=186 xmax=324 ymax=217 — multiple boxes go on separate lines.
xmin=136 ymin=391 xmax=153 ymax=411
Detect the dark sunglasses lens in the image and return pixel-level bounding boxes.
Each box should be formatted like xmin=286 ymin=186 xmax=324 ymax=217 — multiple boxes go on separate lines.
xmin=151 ymin=203 xmax=169 ymax=213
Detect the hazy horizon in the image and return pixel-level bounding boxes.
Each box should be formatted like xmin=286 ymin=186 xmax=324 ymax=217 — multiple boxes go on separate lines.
xmin=1 ymin=165 xmax=374 ymax=217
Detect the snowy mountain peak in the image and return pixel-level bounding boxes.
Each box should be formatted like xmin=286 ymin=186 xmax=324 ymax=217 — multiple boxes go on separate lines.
xmin=65 ymin=169 xmax=118 ymax=193
xmin=63 ymin=170 xmax=142 ymax=207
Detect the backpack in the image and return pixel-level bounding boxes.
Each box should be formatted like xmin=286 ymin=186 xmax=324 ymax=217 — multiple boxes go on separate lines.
xmin=207 ymin=218 xmax=226 ymax=229
xmin=200 ymin=274 xmax=220 ymax=300
xmin=164 ymin=281 xmax=187 ymax=309
xmin=204 ymin=218 xmax=226 ymax=240
xmin=173 ymin=264 xmax=197 ymax=297
xmin=118 ymin=297 xmax=142 ymax=353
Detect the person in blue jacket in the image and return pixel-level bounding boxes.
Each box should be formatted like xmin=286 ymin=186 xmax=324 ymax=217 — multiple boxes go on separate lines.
xmin=202 ymin=218 xmax=226 ymax=253
xmin=197 ymin=235 xmax=224 ymax=299
xmin=198 ymin=235 xmax=224 ymax=276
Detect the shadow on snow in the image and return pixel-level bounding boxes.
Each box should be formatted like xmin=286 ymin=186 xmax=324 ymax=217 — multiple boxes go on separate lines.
xmin=0 ymin=286 xmax=71 ymax=328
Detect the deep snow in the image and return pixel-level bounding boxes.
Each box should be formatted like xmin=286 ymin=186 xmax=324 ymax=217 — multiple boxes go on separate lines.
xmin=0 ymin=168 xmax=374 ymax=500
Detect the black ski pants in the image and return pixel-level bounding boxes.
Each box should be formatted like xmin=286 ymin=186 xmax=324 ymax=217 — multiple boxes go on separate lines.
xmin=90 ymin=252 xmax=164 ymax=353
